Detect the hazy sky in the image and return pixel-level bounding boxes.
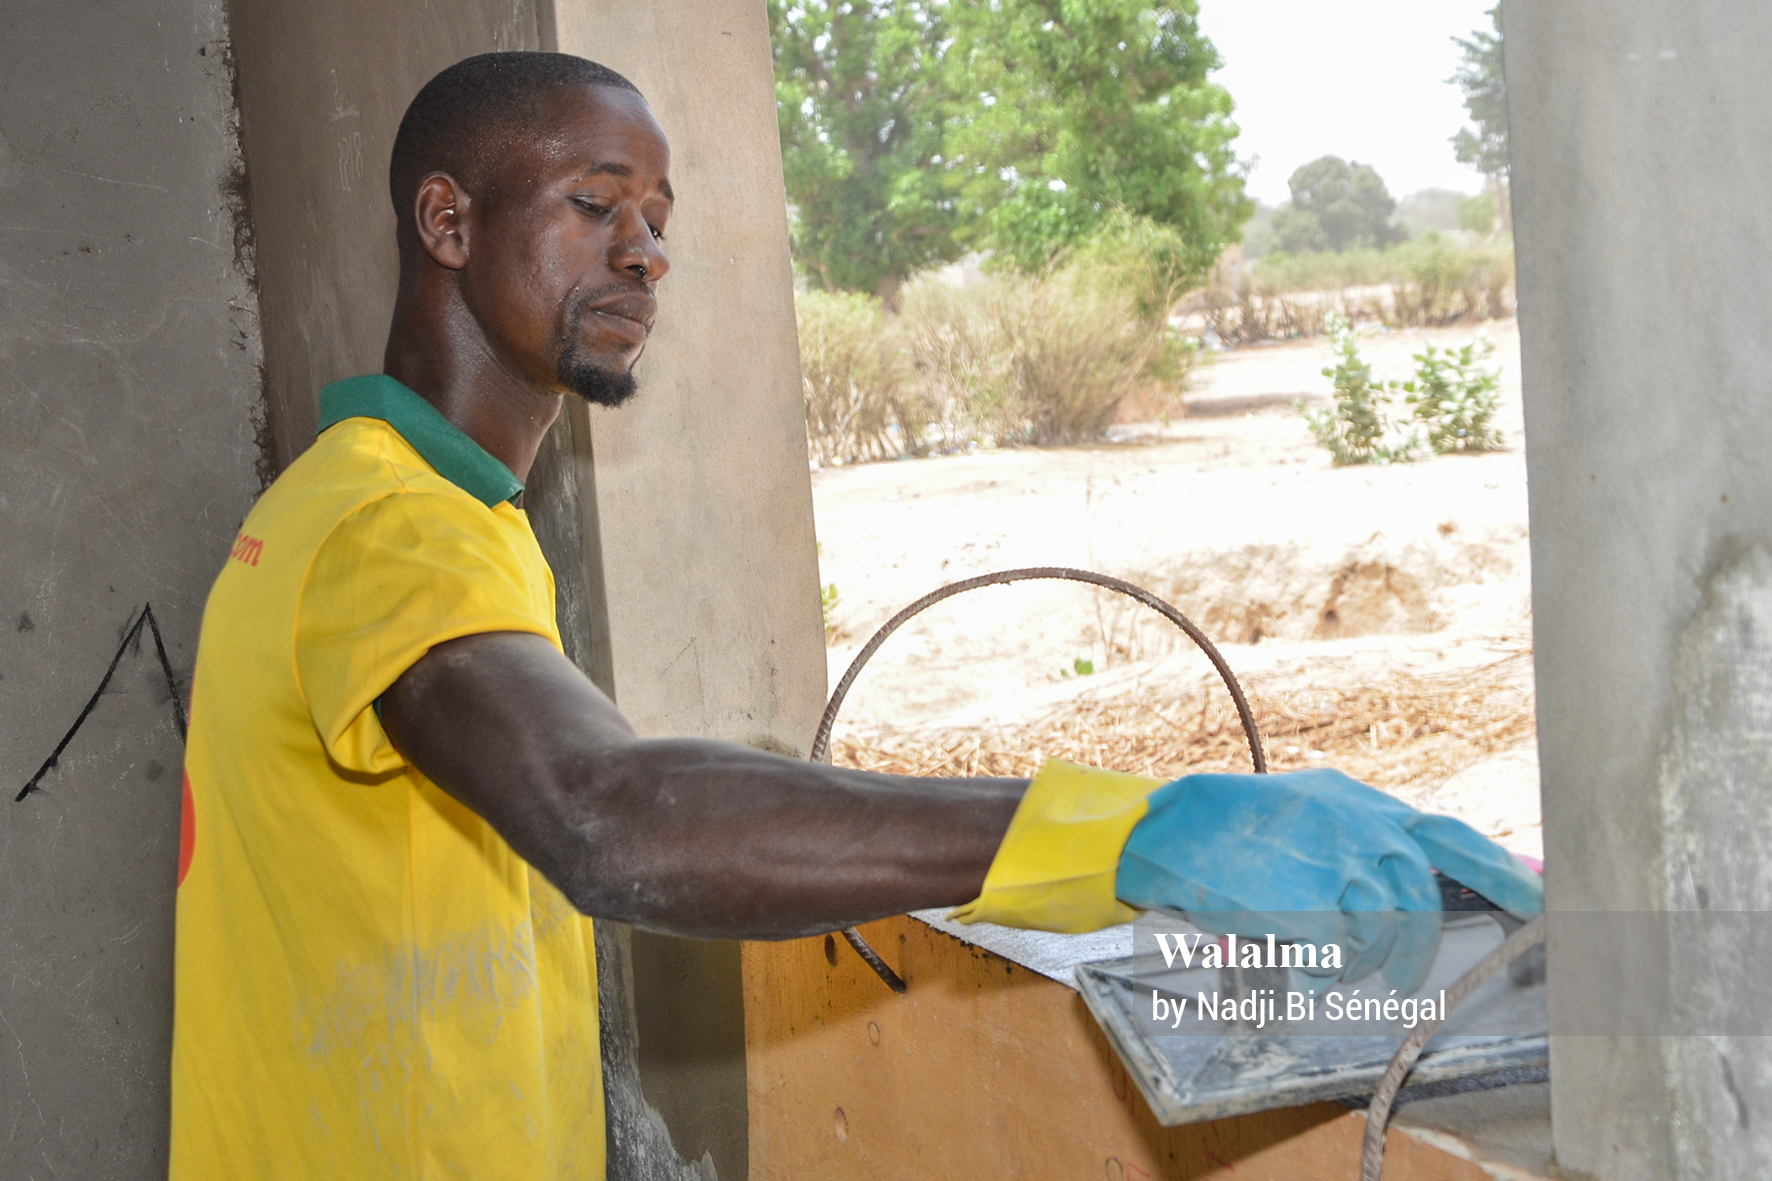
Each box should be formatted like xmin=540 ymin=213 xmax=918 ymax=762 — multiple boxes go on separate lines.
xmin=1196 ymin=0 xmax=1497 ymax=207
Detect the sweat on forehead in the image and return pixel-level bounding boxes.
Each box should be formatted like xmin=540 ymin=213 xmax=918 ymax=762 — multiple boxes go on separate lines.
xmin=389 ymin=51 xmax=643 ymax=228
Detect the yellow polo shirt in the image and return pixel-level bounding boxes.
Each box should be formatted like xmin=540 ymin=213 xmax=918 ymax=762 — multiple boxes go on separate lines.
xmin=170 ymin=375 xmax=605 ymax=1179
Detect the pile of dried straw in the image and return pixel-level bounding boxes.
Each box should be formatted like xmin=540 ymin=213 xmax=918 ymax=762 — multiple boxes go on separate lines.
xmin=831 ymin=649 xmax=1535 ymax=802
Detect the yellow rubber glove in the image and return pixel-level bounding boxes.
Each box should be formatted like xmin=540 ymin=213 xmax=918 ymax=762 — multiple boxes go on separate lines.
xmin=948 ymin=759 xmax=1163 ymax=933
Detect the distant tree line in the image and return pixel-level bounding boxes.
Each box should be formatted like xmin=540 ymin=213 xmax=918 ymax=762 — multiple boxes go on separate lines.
xmin=1253 ymin=3 xmax=1511 ymax=259
xmin=1269 ymin=157 xmax=1402 ymax=254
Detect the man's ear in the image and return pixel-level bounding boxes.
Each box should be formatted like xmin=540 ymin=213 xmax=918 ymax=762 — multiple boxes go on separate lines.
xmin=413 ymin=173 xmax=471 ymax=270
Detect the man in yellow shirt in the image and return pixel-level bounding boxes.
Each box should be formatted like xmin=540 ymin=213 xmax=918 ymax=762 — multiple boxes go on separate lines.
xmin=169 ymin=51 xmax=1541 ymax=1179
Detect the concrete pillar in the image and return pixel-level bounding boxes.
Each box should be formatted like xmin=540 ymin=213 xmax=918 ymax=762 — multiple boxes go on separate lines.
xmin=548 ymin=7 xmax=824 ymax=1179
xmin=0 ymin=1 xmax=265 ymax=1175
xmin=1508 ymin=4 xmax=1772 ymax=1176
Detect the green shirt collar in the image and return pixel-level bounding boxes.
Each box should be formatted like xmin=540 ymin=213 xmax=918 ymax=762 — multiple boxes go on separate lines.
xmin=317 ymin=374 xmax=524 ymax=508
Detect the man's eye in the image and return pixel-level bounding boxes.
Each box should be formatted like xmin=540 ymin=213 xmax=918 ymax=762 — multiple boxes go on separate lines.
xmin=649 ymin=225 xmax=666 ymax=242
xmin=574 ymin=199 xmax=612 ymax=217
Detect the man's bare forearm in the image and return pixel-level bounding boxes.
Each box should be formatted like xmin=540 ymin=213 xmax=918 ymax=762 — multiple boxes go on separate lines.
xmin=382 ymin=631 xmax=1026 ymax=939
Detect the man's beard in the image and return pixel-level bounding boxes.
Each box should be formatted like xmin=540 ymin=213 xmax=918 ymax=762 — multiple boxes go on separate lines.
xmin=556 ymin=299 xmax=641 ymax=407
xmin=557 ymin=345 xmax=639 ymax=407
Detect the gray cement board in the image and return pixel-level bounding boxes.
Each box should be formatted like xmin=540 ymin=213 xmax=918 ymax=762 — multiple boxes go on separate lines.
xmin=1507 ymin=3 xmax=1772 ymax=1176
xmin=0 ymin=0 xmax=265 ymax=1175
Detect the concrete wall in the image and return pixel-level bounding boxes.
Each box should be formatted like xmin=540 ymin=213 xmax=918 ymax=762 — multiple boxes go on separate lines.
xmin=0 ymin=1 xmax=265 ymax=1174
xmin=550 ymin=7 xmax=825 ymax=1178
xmin=1507 ymin=4 xmax=1772 ymax=1176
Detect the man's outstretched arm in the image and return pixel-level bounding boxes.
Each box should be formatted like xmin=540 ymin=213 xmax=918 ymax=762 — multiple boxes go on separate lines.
xmin=380 ymin=630 xmax=1027 ymax=940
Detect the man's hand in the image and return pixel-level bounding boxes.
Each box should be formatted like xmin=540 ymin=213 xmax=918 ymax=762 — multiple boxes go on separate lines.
xmin=1116 ymin=768 xmax=1544 ymax=992
xmin=379 ymin=631 xmax=1026 ymax=939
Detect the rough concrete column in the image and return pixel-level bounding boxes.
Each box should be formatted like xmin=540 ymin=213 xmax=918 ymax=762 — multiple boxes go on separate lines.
xmin=1507 ymin=4 xmax=1772 ymax=1176
xmin=548 ymin=6 xmax=825 ymax=1179
xmin=0 ymin=1 xmax=265 ymax=1174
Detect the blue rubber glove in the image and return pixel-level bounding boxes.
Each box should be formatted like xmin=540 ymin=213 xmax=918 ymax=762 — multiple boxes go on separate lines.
xmin=1115 ymin=768 xmax=1543 ymax=993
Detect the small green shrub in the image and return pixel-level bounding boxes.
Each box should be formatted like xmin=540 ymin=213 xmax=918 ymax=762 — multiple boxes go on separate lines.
xmin=1302 ymin=317 xmax=1504 ymax=464
xmin=821 ymin=580 xmax=842 ymax=640
xmin=1300 ymin=315 xmax=1414 ymax=465
xmin=1401 ymin=337 xmax=1503 ymax=453
xmin=817 ymin=542 xmax=844 ymax=643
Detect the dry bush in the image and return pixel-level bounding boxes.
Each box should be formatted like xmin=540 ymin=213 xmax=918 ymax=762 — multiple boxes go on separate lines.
xmin=899 ymin=271 xmax=1163 ymax=446
xmin=1002 ymin=271 xmax=1167 ymax=443
xmin=1198 ymin=287 xmax=1332 ymax=345
xmin=1188 ymin=237 xmax=1515 ymax=345
xmin=1388 ymin=237 xmax=1514 ymax=327
xmin=799 ymin=218 xmax=1189 ymax=462
xmin=832 ymin=649 xmax=1535 ymax=801
xmin=892 ymin=280 xmax=1012 ymax=450
xmin=796 ymin=290 xmax=932 ymax=465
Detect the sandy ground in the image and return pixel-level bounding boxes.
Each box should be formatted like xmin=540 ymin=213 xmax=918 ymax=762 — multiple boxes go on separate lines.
xmin=812 ymin=317 xmax=1542 ymax=857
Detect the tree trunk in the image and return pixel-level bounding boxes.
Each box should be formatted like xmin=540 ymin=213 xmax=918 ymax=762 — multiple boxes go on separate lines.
xmin=876 ymin=270 xmax=903 ymax=313
xmin=1490 ymin=171 xmax=1513 ymax=237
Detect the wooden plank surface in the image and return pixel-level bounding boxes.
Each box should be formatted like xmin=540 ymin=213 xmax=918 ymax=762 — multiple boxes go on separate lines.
xmin=744 ymin=915 xmax=1499 ymax=1180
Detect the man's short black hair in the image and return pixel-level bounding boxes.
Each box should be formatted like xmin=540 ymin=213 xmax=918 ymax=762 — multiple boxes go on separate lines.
xmin=389 ymin=51 xmax=642 ymax=247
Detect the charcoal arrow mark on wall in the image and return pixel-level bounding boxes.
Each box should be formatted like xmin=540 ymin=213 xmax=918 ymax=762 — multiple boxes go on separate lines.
xmin=15 ymin=603 xmax=187 ymax=803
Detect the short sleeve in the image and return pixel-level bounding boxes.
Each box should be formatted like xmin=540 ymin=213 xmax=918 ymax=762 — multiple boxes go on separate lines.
xmin=295 ymin=491 xmax=556 ymax=776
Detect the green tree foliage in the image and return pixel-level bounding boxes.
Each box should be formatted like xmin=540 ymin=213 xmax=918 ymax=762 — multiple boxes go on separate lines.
xmin=1456 ymin=191 xmax=1496 ymax=234
xmin=944 ymin=0 xmax=1251 ymax=278
xmin=770 ymin=1 xmax=1251 ymax=299
xmin=1449 ymin=5 xmax=1508 ymax=182
xmin=1271 ymin=156 xmax=1400 ymax=253
xmin=770 ymin=2 xmax=960 ymax=302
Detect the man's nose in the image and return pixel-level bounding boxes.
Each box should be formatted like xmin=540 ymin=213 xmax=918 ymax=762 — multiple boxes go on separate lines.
xmin=611 ymin=211 xmax=670 ymax=284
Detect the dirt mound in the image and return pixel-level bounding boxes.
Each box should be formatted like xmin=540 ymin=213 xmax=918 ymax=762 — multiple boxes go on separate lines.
xmin=1092 ymin=530 xmax=1528 ymax=655
xmin=1315 ymin=560 xmax=1434 ymax=638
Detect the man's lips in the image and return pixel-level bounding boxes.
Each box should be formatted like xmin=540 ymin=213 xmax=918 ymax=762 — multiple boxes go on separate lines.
xmin=581 ymin=294 xmax=656 ymax=347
